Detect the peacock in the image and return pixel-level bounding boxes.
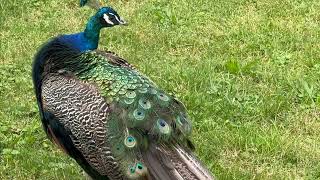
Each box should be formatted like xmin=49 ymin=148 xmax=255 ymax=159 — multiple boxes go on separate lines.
xmin=32 ymin=1 xmax=214 ymax=179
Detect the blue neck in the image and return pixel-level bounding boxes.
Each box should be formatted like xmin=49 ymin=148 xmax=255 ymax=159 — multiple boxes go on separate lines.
xmin=59 ymin=16 xmax=103 ymax=52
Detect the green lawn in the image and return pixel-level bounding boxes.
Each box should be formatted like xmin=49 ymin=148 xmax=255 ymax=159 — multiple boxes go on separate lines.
xmin=0 ymin=0 xmax=319 ymax=179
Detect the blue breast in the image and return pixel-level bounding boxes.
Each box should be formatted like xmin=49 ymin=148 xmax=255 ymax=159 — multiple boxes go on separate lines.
xmin=58 ymin=32 xmax=98 ymax=52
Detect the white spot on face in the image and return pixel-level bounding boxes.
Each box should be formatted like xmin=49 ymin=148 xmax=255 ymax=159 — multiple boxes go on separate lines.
xmin=103 ymin=14 xmax=114 ymax=25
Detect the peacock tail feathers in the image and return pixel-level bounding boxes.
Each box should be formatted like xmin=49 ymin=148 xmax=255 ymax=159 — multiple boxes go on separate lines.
xmin=105 ymin=87 xmax=193 ymax=178
xmin=65 ymin=51 xmax=193 ymax=177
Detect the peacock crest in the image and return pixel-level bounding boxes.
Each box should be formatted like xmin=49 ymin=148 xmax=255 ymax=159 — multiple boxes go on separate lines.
xmin=80 ymin=0 xmax=102 ymax=9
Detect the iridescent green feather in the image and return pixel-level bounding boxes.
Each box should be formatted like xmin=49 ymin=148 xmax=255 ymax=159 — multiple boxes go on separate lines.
xmin=72 ymin=51 xmax=192 ymax=178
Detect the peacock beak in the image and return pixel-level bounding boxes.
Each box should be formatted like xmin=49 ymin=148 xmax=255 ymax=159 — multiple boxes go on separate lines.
xmin=119 ymin=18 xmax=128 ymax=26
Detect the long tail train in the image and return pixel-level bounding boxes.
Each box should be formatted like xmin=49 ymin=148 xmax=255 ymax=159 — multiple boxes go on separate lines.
xmin=142 ymin=143 xmax=214 ymax=180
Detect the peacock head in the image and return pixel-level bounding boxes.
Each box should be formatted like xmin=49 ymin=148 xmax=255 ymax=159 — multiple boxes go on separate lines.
xmin=94 ymin=7 xmax=127 ymax=27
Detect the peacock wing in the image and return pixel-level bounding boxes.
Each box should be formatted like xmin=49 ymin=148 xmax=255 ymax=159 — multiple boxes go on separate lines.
xmin=41 ymin=74 xmax=124 ymax=179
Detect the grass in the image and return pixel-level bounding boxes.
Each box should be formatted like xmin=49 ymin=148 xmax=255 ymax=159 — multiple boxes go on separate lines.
xmin=0 ymin=0 xmax=319 ymax=179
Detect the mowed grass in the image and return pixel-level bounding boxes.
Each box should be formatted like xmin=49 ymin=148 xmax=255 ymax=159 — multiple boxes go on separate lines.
xmin=0 ymin=0 xmax=320 ymax=179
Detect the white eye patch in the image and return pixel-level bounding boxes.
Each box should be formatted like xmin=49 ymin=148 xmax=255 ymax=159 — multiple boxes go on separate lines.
xmin=103 ymin=14 xmax=114 ymax=25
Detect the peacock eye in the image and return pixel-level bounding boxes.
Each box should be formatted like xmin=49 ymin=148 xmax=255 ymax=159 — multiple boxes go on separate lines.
xmin=136 ymin=163 xmax=144 ymax=170
xmin=159 ymin=119 xmax=166 ymax=127
xmin=130 ymin=166 xmax=135 ymax=173
xmin=139 ymin=98 xmax=151 ymax=109
xmin=133 ymin=109 xmax=145 ymax=120
xmin=109 ymin=16 xmax=115 ymax=21
xmin=157 ymin=119 xmax=171 ymax=134
xmin=124 ymin=135 xmax=136 ymax=148
xmin=126 ymin=91 xmax=136 ymax=99
xmin=157 ymin=93 xmax=169 ymax=102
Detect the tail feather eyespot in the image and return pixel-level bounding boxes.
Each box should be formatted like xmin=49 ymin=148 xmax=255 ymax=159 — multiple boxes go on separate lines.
xmin=124 ymin=135 xmax=136 ymax=148
xmin=139 ymin=98 xmax=151 ymax=110
xmin=126 ymin=91 xmax=136 ymax=99
xmin=156 ymin=119 xmax=171 ymax=135
xmin=133 ymin=109 xmax=146 ymax=121
xmin=127 ymin=162 xmax=148 ymax=179
xmin=157 ymin=93 xmax=170 ymax=102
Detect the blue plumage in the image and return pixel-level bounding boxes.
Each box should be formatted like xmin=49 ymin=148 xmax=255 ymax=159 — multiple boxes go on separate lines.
xmin=58 ymin=32 xmax=99 ymax=52
xmin=58 ymin=7 xmax=126 ymax=52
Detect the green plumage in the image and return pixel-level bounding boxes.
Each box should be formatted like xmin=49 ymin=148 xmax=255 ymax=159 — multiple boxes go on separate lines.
xmin=77 ymin=52 xmax=152 ymax=98
xmin=60 ymin=50 xmax=193 ymax=177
